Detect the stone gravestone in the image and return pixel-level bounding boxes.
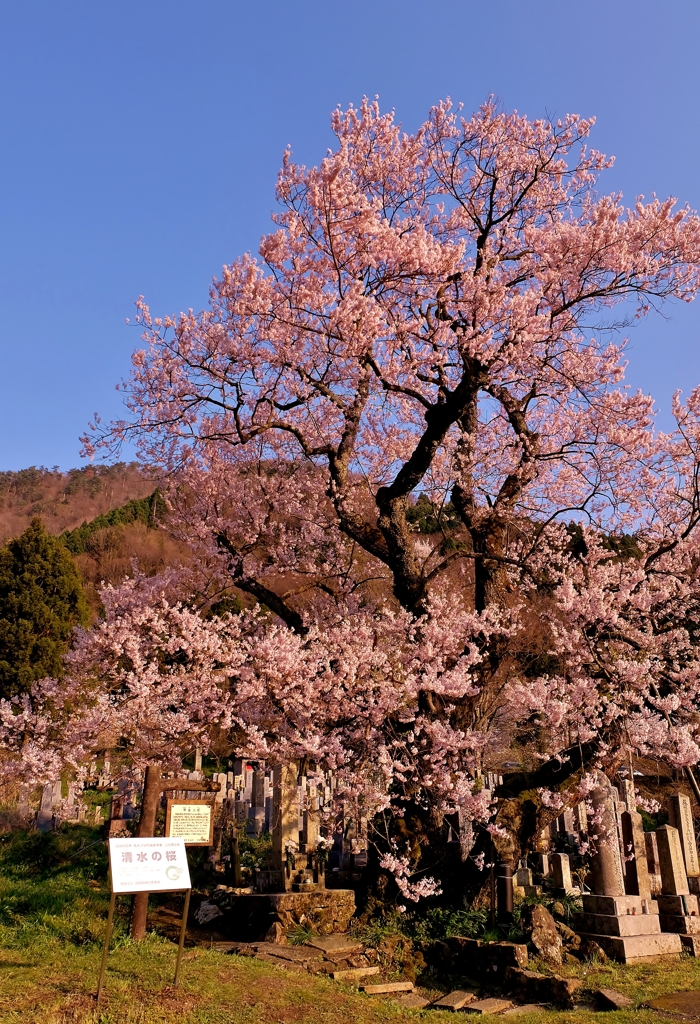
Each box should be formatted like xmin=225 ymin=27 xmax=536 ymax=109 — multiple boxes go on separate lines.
xmin=122 ymin=784 xmax=138 ymax=820
xmin=213 ymin=773 xmax=226 ymax=805
xmin=247 ymin=769 xmax=266 ymax=835
xmin=656 ymin=824 xmax=700 ymax=950
xmin=271 ymin=763 xmax=299 ymax=889
xmin=657 ymin=825 xmax=689 ymax=896
xmin=621 ymin=809 xmax=651 ymax=899
xmin=613 ymin=799 xmax=629 ymax=886
xmin=532 ymin=852 xmax=549 ymax=878
xmin=264 ymin=773 xmax=273 ymax=831
xmin=515 ymin=862 xmax=532 ymax=887
xmin=573 ymin=801 xmax=587 ymax=833
xmin=550 ymin=852 xmax=573 ymax=895
xmin=36 ymin=783 xmax=54 ymax=832
xmin=617 ymin=777 xmax=635 ymax=809
xmin=667 ymin=794 xmax=700 ymax=878
xmin=645 ymin=831 xmax=662 ymax=894
xmin=17 ymin=784 xmax=30 ymax=818
xmin=106 ymin=793 xmax=127 ymax=836
xmin=301 ymin=797 xmax=320 ymax=850
xmin=587 ymin=775 xmax=625 ymax=896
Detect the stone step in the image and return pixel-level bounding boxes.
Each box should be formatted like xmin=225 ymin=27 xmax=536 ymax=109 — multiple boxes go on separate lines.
xmin=582 ymin=894 xmax=658 ymax=916
xmin=596 ymin=988 xmax=633 ymax=1010
xmin=395 ymin=993 xmax=431 ymax=1009
xmin=577 ymin=930 xmax=682 ymax=963
xmin=360 ymin=981 xmax=414 ymax=994
xmin=305 ymin=935 xmax=363 ymax=957
xmin=578 ymin=912 xmax=661 ymax=937
xmin=502 ymin=1005 xmax=546 ymax=1016
xmin=659 ymin=915 xmax=700 ymax=935
xmin=332 ymin=965 xmax=380 ymax=981
xmin=463 ymin=998 xmax=513 ymax=1015
xmin=433 ymin=990 xmax=477 ymax=1011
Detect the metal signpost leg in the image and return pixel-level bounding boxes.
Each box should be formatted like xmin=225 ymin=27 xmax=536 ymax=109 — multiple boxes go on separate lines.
xmin=96 ymin=891 xmax=117 ymax=1003
xmin=173 ymin=888 xmax=191 ymax=987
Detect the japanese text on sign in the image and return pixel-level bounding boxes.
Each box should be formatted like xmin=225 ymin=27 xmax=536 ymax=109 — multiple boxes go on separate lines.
xmin=108 ymin=837 xmax=191 ymax=893
xmin=165 ymin=801 xmax=213 ymax=846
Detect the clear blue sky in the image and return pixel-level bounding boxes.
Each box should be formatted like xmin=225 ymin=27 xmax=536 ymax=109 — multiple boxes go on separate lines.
xmin=1 ymin=0 xmax=699 ymax=470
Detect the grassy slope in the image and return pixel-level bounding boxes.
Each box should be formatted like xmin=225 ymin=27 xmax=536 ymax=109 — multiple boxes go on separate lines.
xmin=3 ymin=827 xmax=700 ymax=1023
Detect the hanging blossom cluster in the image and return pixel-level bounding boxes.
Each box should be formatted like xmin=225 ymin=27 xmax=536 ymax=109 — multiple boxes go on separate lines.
xmin=378 ymin=853 xmax=443 ymax=902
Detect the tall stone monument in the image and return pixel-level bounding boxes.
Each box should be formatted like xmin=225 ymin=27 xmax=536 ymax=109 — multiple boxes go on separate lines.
xmin=621 ymin=808 xmax=651 ymax=899
xmin=656 ymin=824 xmax=700 ymax=952
xmin=587 ymin=774 xmax=625 ymax=897
xmin=667 ymin=795 xmax=700 ymax=879
xmin=36 ymin=783 xmax=54 ymax=832
xmin=646 ymin=831 xmax=662 ymax=895
xmin=576 ymin=774 xmax=681 ymax=962
xmin=271 ymin=762 xmax=299 ymax=888
xmin=550 ymin=852 xmax=574 ymax=895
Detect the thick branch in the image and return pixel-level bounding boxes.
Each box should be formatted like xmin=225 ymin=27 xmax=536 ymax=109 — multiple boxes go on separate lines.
xmin=215 ymin=533 xmax=307 ymax=635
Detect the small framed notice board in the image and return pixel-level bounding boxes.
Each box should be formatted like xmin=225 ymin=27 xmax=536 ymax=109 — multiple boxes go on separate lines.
xmin=165 ymin=799 xmax=214 ymax=846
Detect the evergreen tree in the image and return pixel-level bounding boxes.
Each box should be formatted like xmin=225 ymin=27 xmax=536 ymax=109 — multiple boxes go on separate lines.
xmin=0 ymin=518 xmax=89 ymax=699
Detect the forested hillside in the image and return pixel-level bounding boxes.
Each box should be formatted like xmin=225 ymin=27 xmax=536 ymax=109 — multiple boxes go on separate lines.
xmin=0 ymin=465 xmax=189 ymax=612
xmin=0 ymin=464 xmax=158 ymax=542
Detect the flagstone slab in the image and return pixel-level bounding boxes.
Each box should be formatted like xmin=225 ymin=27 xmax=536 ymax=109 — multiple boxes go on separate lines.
xmin=648 ymin=991 xmax=700 ymax=1016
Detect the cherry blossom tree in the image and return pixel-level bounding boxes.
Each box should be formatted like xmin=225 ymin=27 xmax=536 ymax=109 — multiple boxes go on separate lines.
xmin=87 ymin=97 xmax=700 ymax=621
xmin=19 ymin=96 xmax=700 ymax=885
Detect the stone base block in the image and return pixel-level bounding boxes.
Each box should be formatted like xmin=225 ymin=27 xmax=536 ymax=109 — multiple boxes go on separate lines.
xmin=581 ymin=894 xmax=658 ymax=916
xmin=444 ymin=936 xmax=528 ymax=972
xmin=660 ymin=915 xmax=700 ymax=935
xmin=224 ymin=889 xmax=355 ymax=941
xmin=680 ymin=935 xmax=700 ymax=956
xmin=658 ymin=894 xmax=700 ymax=915
xmin=522 ymin=884 xmax=542 ymax=897
xmin=579 ymin=913 xmax=661 ymax=937
xmin=503 ymin=968 xmax=582 ymax=1009
xmin=576 ymin=931 xmax=681 ymax=963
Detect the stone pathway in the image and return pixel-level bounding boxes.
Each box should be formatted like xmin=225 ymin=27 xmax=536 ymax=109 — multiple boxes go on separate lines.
xmin=210 ymin=937 xmax=551 ymax=1015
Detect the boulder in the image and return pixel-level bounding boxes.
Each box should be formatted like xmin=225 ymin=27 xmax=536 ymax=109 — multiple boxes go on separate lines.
xmin=522 ymin=905 xmax=563 ymax=964
xmin=264 ymin=921 xmax=287 ymax=944
xmin=555 ymin=920 xmax=581 ymax=950
xmin=479 ymin=941 xmax=529 ymax=973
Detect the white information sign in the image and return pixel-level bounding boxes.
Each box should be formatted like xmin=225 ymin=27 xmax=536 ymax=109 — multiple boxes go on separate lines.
xmin=108 ymin=837 xmax=191 ymax=893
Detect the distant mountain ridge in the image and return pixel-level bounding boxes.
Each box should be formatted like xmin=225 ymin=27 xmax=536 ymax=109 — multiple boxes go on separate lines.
xmin=0 ymin=464 xmax=160 ymax=544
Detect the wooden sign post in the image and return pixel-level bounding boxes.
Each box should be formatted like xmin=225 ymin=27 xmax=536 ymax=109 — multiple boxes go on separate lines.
xmin=131 ymin=766 xmax=218 ymax=940
xmin=97 ymin=837 xmax=192 ymax=1003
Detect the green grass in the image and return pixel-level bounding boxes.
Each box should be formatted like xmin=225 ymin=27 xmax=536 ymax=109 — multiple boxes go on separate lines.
xmin=3 ymin=826 xmax=700 ymax=1023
